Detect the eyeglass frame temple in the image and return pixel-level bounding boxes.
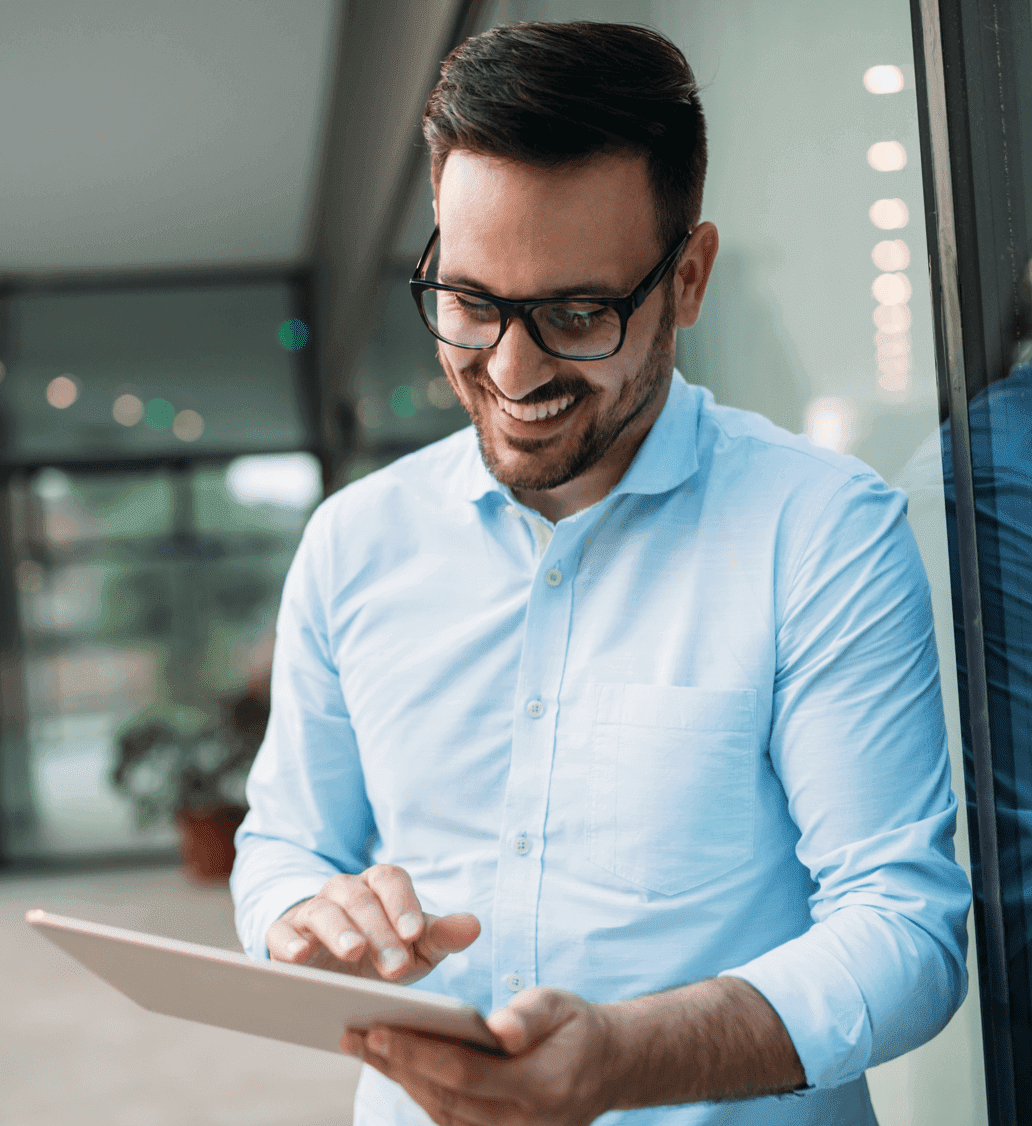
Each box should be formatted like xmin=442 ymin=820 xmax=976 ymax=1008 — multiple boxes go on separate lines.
xmin=409 ymin=227 xmax=692 ymax=360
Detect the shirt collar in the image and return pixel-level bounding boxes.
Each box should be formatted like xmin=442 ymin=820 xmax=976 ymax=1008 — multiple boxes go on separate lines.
xmin=610 ymin=369 xmax=700 ymax=498
xmin=456 ymin=369 xmax=701 ymax=505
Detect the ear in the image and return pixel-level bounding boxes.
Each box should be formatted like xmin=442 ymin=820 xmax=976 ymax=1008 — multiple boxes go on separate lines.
xmin=432 ymin=191 xmax=439 ymax=227
xmin=673 ymin=222 xmax=719 ymax=329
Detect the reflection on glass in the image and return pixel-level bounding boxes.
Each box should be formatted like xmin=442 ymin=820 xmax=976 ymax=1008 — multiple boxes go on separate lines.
xmin=943 ymin=341 xmax=1032 ymax=1108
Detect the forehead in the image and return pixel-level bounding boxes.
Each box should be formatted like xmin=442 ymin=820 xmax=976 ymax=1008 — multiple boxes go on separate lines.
xmin=435 ymin=150 xmax=660 ymax=298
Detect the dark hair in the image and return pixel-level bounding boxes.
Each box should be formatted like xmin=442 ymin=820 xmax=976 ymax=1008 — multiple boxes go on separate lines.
xmin=422 ymin=21 xmax=707 ymax=249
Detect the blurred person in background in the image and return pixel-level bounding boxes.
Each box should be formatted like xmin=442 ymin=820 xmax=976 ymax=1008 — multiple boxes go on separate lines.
xmin=232 ymin=22 xmax=970 ymax=1126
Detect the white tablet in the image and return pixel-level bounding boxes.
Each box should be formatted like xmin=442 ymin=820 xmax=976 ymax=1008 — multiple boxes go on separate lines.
xmin=26 ymin=909 xmax=503 ymax=1055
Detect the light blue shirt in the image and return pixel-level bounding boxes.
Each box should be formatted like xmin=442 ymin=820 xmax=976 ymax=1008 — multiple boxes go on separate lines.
xmin=232 ymin=372 xmax=970 ymax=1126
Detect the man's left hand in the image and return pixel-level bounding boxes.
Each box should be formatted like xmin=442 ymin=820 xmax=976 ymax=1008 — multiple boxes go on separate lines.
xmin=341 ymin=987 xmax=619 ymax=1126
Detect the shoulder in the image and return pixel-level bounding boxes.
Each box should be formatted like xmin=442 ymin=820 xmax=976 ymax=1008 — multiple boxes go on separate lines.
xmin=307 ymin=426 xmax=477 ymax=539
xmin=688 ymin=392 xmax=908 ymax=571
xmin=696 ymin=393 xmax=880 ymax=499
xmin=693 ymin=394 xmax=895 ymax=524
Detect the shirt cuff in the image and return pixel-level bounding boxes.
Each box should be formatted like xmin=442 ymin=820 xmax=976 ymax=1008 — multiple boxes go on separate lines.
xmin=246 ymin=878 xmax=332 ymax=962
xmin=718 ymin=934 xmax=873 ymax=1089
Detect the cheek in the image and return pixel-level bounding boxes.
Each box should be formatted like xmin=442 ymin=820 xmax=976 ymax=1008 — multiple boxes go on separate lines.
xmin=440 ymin=344 xmax=480 ymax=381
xmin=437 ymin=347 xmax=485 ymax=412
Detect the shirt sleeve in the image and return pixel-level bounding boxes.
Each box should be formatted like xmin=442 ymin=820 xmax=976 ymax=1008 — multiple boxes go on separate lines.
xmin=718 ymin=471 xmax=971 ymax=1089
xmin=230 ymin=502 xmax=376 ymax=961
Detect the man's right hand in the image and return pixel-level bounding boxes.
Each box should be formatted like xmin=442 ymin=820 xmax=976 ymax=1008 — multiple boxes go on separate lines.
xmin=266 ymin=865 xmax=480 ymax=984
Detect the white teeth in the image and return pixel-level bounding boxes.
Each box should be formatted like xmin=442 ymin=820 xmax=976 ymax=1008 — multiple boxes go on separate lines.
xmin=494 ymin=394 xmax=575 ymax=421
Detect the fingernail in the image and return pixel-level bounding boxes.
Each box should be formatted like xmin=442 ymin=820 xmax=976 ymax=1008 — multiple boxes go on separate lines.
xmin=368 ymin=1029 xmax=390 ymax=1057
xmin=286 ymin=939 xmax=305 ymax=957
xmin=338 ymin=931 xmax=363 ymax=955
xmin=380 ymin=947 xmax=407 ymax=974
xmin=397 ymin=912 xmax=422 ymax=940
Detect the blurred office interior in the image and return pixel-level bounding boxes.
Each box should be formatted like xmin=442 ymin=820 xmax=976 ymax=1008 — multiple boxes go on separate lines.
xmin=3 ymin=0 xmax=1031 ymax=1124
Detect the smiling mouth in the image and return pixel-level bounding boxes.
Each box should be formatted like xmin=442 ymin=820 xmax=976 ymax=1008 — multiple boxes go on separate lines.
xmin=491 ymin=392 xmax=578 ymax=422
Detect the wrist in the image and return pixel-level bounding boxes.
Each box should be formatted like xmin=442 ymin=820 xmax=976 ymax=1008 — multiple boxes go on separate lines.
xmin=594 ymin=998 xmax=647 ymax=1113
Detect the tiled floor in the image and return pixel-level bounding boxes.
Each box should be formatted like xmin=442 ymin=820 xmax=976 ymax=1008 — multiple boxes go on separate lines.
xmin=2 ymin=864 xmax=362 ymax=1126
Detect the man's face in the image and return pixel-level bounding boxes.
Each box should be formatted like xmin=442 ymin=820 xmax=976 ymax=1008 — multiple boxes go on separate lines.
xmin=433 ymin=151 xmax=678 ymax=496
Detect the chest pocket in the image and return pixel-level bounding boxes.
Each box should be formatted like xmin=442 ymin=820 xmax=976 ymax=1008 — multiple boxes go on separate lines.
xmin=585 ymin=684 xmax=757 ymax=896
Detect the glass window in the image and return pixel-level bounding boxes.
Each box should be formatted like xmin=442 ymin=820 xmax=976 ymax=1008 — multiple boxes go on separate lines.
xmin=3 ymin=456 xmax=321 ymax=859
xmin=0 ymin=270 xmax=321 ymax=861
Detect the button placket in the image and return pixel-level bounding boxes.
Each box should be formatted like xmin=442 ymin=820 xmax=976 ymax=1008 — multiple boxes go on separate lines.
xmin=492 ymin=522 xmax=587 ymax=1013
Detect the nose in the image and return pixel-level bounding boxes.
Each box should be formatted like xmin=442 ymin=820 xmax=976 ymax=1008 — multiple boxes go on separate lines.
xmin=486 ymin=314 xmax=556 ymax=402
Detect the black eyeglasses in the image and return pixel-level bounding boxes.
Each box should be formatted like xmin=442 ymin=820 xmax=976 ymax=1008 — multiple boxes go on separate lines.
xmin=409 ymin=227 xmax=690 ymax=361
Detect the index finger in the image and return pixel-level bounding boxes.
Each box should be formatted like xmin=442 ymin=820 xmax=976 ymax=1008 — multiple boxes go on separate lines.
xmin=364 ymin=864 xmax=426 ymax=943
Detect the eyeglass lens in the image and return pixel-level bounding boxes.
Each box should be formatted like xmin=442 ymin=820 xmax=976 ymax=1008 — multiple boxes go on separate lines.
xmin=420 ymin=289 xmax=622 ymax=359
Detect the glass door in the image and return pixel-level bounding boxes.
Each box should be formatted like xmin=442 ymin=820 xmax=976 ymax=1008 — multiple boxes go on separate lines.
xmin=910 ymin=0 xmax=1032 ymax=1122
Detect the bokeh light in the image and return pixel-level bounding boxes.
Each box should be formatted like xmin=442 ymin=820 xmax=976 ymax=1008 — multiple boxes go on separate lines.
xmin=427 ymin=376 xmax=457 ymax=409
xmin=173 ymin=409 xmax=204 ymax=442
xmin=46 ymin=375 xmax=78 ymax=409
xmin=278 ymin=319 xmax=310 ymax=351
xmin=872 ymin=239 xmax=910 ymax=271
xmin=390 ymin=385 xmax=418 ymax=418
xmin=226 ymin=453 xmax=321 ymax=509
xmin=144 ymin=398 xmax=175 ymax=430
xmin=871 ymin=272 xmax=912 ymax=305
xmin=869 ymin=198 xmax=909 ymax=229
xmin=873 ymin=303 xmax=912 ymax=331
xmin=805 ymin=397 xmax=857 ymax=453
xmin=867 ymin=141 xmax=907 ymax=171
xmin=863 ymin=65 xmax=905 ymax=94
xmin=34 ymin=467 xmax=71 ymax=500
xmin=113 ymin=393 xmax=144 ymax=426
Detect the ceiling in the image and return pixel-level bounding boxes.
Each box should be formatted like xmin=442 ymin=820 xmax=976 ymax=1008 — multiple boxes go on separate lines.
xmin=0 ymin=0 xmax=340 ymax=275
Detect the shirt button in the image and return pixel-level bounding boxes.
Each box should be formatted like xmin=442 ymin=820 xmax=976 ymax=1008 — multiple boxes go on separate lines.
xmin=526 ymin=699 xmax=544 ymax=718
xmin=513 ymin=835 xmax=530 ymax=855
xmin=506 ymin=973 xmax=525 ymax=993
xmin=505 ymin=504 xmax=518 ymax=517
xmin=545 ymin=568 xmax=563 ymax=586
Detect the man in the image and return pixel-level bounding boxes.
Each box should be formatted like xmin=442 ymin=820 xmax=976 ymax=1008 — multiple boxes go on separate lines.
xmin=232 ymin=21 xmax=970 ymax=1126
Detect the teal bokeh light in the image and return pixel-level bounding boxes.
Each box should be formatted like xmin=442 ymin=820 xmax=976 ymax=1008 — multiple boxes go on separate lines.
xmin=144 ymin=398 xmax=175 ymax=430
xmin=278 ymin=319 xmax=310 ymax=351
xmin=390 ymin=385 xmax=418 ymax=418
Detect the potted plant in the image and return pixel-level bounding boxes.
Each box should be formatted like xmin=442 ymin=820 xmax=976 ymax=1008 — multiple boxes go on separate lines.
xmin=111 ymin=690 xmax=269 ymax=882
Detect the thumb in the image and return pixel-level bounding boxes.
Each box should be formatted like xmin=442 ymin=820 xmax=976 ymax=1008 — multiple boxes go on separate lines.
xmin=418 ymin=912 xmax=481 ymax=964
xmin=487 ymin=988 xmax=577 ymax=1055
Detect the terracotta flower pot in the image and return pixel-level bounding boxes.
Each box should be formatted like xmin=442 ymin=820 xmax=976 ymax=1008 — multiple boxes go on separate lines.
xmin=175 ymin=805 xmax=247 ymax=883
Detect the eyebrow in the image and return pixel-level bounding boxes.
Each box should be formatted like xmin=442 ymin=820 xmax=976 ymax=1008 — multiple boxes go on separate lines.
xmin=436 ymin=271 xmax=629 ymax=300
